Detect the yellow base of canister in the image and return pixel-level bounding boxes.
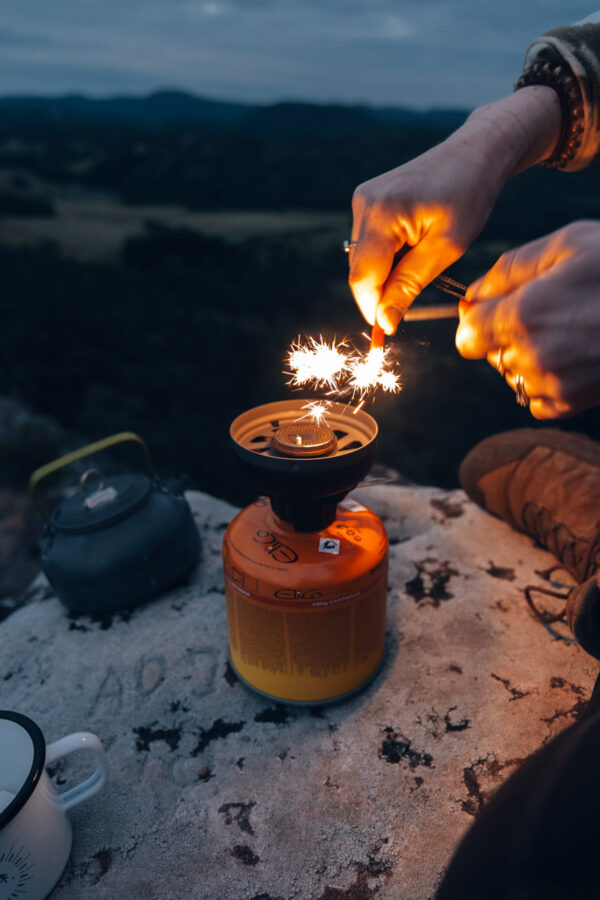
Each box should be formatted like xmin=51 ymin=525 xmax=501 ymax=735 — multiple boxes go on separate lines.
xmin=227 ymin=650 xmax=386 ymax=706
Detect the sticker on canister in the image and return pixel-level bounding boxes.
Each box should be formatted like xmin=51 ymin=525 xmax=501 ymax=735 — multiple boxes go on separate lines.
xmin=318 ymin=537 xmax=340 ymax=555
xmin=340 ymin=497 xmax=367 ymax=513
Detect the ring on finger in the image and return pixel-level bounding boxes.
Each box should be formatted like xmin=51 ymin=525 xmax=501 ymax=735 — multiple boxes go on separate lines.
xmin=495 ymin=347 xmax=505 ymax=376
xmin=515 ymin=373 xmax=530 ymax=407
xmin=343 ymin=240 xmax=358 ymax=253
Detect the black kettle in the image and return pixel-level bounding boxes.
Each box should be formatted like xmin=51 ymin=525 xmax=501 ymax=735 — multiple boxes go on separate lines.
xmin=29 ymin=432 xmax=200 ymax=615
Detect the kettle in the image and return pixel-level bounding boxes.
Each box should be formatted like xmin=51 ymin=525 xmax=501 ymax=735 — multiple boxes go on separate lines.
xmin=29 ymin=432 xmax=200 ymax=615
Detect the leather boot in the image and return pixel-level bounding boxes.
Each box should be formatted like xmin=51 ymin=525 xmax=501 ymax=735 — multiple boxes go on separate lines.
xmin=460 ymin=428 xmax=600 ymax=658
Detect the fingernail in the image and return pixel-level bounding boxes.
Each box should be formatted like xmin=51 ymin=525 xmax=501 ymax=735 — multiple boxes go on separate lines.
xmin=378 ymin=308 xmax=400 ymax=335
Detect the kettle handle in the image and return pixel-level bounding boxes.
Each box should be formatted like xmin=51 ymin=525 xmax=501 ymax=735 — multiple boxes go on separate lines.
xmin=29 ymin=431 xmax=154 ymax=521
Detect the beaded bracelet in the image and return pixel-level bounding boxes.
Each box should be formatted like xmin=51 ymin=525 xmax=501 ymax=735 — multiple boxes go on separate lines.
xmin=514 ymin=61 xmax=585 ymax=169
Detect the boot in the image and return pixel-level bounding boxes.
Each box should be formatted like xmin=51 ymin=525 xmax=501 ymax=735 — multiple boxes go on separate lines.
xmin=459 ymin=428 xmax=600 ymax=659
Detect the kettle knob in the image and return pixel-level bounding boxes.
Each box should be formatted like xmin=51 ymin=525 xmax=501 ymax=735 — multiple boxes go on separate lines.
xmin=80 ymin=468 xmax=119 ymax=510
xmin=80 ymin=468 xmax=105 ymax=497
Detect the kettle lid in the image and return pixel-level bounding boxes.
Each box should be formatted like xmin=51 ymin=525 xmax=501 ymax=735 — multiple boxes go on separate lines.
xmin=50 ymin=472 xmax=152 ymax=534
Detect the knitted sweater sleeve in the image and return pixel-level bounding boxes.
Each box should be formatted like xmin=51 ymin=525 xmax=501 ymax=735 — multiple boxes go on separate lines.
xmin=524 ymin=12 xmax=600 ymax=170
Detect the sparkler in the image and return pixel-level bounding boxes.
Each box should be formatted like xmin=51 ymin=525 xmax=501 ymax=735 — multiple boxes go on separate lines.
xmin=286 ymin=334 xmax=401 ymax=423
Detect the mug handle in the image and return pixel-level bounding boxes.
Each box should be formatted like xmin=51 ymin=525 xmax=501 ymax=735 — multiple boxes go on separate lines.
xmin=46 ymin=732 xmax=108 ymax=811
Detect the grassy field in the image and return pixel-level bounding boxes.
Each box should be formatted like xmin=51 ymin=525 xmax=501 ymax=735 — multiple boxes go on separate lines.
xmin=0 ymin=195 xmax=349 ymax=262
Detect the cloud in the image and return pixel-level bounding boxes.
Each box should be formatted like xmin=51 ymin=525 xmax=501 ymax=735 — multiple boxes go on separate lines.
xmin=0 ymin=0 xmax=595 ymax=107
xmin=336 ymin=13 xmax=413 ymax=42
xmin=201 ymin=2 xmax=227 ymax=16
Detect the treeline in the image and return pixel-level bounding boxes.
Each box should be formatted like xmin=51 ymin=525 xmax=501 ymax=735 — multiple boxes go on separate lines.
xmin=1 ymin=94 xmax=599 ymax=244
xmin=0 ymin=109 xmax=448 ymax=211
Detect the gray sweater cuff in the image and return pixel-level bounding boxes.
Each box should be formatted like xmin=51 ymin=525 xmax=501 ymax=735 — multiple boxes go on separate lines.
xmin=525 ymin=18 xmax=600 ymax=171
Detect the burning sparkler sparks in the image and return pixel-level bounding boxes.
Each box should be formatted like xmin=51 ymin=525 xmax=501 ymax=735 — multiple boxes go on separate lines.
xmin=298 ymin=400 xmax=332 ymax=425
xmin=286 ymin=334 xmax=401 ymax=416
xmin=287 ymin=337 xmax=349 ymax=392
xmin=378 ymin=370 xmax=401 ymax=392
xmin=347 ymin=347 xmax=385 ymax=393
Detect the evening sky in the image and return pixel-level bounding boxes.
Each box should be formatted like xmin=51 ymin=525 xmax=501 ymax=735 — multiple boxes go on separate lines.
xmin=1 ymin=1 xmax=597 ymax=109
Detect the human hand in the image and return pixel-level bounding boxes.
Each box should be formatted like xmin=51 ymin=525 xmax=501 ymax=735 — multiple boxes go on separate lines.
xmin=456 ymin=220 xmax=600 ymax=419
xmin=348 ymin=87 xmax=562 ymax=335
xmin=348 ymin=139 xmax=501 ymax=335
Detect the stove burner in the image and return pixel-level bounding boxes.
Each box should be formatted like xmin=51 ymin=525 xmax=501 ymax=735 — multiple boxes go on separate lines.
xmin=271 ymin=422 xmax=337 ymax=458
xmin=230 ymin=399 xmax=378 ymax=530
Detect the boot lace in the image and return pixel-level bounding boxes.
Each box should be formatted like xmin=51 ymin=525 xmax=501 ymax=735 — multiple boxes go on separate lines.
xmin=521 ymin=502 xmax=600 ymax=627
xmin=521 ymin=502 xmax=599 ymax=583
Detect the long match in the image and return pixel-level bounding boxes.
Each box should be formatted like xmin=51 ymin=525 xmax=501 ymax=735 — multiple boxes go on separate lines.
xmin=403 ymin=303 xmax=459 ymax=321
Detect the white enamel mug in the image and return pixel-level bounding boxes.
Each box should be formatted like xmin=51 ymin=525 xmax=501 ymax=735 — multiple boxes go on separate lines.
xmin=0 ymin=710 xmax=108 ymax=900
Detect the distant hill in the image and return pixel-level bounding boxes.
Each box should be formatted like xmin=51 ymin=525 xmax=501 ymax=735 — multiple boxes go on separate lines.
xmin=0 ymin=90 xmax=468 ymax=132
xmin=374 ymin=106 xmax=469 ymax=129
xmin=239 ymin=102 xmax=376 ymax=137
xmin=0 ymin=90 xmax=252 ymax=127
xmin=239 ymin=101 xmax=468 ymax=136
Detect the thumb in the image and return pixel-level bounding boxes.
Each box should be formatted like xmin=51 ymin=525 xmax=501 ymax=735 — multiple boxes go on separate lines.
xmin=377 ymin=238 xmax=461 ymax=333
xmin=348 ymin=231 xmax=399 ymax=327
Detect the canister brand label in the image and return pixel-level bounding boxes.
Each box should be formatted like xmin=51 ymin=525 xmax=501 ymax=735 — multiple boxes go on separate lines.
xmin=252 ymin=529 xmax=298 ymax=563
xmin=225 ymin=570 xmax=385 ymax=609
xmin=274 ymin=588 xmax=322 ymax=600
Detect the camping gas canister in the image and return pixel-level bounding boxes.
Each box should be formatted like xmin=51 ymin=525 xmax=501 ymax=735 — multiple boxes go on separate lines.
xmin=223 ymin=400 xmax=388 ymax=705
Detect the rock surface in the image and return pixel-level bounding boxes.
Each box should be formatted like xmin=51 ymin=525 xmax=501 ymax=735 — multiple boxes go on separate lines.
xmin=1 ymin=486 xmax=597 ymax=900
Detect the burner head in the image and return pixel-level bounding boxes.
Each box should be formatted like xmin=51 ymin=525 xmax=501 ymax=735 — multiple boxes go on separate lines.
xmin=271 ymin=422 xmax=337 ymax=458
xmin=230 ymin=400 xmax=378 ymax=531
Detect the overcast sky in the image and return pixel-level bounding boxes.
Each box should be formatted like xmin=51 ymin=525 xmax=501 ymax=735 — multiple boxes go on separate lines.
xmin=0 ymin=1 xmax=597 ymax=108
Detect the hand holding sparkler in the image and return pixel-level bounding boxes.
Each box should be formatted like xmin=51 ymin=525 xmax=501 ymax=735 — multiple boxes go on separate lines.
xmin=346 ymin=89 xmax=562 ymax=336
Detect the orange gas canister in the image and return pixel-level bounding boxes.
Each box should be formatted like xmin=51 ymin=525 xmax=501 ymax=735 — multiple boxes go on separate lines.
xmin=223 ymin=400 xmax=389 ymax=705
